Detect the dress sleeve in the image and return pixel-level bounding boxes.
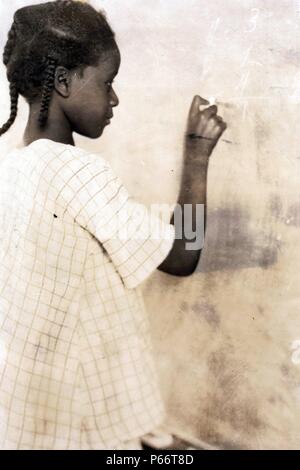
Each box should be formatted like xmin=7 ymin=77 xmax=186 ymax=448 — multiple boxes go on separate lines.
xmin=56 ymin=150 xmax=175 ymax=289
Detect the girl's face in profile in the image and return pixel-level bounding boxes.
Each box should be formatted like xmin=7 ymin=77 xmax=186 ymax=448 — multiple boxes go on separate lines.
xmin=60 ymin=47 xmax=121 ymax=139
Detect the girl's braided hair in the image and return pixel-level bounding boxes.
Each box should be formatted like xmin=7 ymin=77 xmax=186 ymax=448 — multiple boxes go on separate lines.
xmin=0 ymin=0 xmax=117 ymax=136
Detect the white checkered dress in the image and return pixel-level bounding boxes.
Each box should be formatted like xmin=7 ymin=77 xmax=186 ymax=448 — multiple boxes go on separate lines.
xmin=0 ymin=139 xmax=175 ymax=450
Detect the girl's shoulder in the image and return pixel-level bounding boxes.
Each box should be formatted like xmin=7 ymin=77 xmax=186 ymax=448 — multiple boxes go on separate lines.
xmin=22 ymin=138 xmax=109 ymax=171
xmin=28 ymin=138 xmax=94 ymax=158
xmin=1 ymin=139 xmax=111 ymax=191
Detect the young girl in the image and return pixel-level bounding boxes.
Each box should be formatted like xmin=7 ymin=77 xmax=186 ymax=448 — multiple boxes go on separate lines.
xmin=0 ymin=0 xmax=226 ymax=450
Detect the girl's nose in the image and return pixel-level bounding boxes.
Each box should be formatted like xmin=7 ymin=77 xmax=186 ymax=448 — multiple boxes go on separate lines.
xmin=110 ymin=88 xmax=119 ymax=107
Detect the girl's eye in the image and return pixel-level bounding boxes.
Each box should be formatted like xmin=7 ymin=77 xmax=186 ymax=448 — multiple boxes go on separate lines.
xmin=106 ymin=80 xmax=114 ymax=91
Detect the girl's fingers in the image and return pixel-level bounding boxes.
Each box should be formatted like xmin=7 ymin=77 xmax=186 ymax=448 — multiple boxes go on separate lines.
xmin=196 ymin=114 xmax=227 ymax=139
xmin=212 ymin=115 xmax=224 ymax=128
xmin=204 ymin=116 xmax=217 ymax=134
xmin=202 ymin=105 xmax=218 ymax=119
xmin=212 ymin=117 xmax=227 ymax=138
xmin=214 ymin=115 xmax=227 ymax=130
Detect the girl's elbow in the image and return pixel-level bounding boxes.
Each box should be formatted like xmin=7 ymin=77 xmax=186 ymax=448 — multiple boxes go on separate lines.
xmin=158 ymin=261 xmax=198 ymax=277
xmin=157 ymin=249 xmax=201 ymax=277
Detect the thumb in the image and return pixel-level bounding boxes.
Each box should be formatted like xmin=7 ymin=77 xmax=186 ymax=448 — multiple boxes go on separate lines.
xmin=188 ymin=95 xmax=209 ymax=119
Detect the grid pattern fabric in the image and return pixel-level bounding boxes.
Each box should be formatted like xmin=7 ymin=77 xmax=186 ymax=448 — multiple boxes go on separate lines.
xmin=0 ymin=138 xmax=175 ymax=449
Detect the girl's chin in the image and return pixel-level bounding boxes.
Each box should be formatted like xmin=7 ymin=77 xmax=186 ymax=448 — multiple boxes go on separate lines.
xmin=89 ymin=120 xmax=111 ymax=138
xmin=87 ymin=127 xmax=104 ymax=139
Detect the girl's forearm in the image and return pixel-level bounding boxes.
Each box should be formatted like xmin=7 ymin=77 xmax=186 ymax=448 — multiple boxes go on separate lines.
xmin=158 ymin=139 xmax=209 ymax=276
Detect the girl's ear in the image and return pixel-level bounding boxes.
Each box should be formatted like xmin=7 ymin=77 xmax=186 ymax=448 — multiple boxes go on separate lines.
xmin=54 ymin=66 xmax=72 ymax=98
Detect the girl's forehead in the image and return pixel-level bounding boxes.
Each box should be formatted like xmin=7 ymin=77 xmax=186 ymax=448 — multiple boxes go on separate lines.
xmin=79 ymin=49 xmax=120 ymax=80
xmin=100 ymin=48 xmax=121 ymax=72
xmin=95 ymin=53 xmax=120 ymax=78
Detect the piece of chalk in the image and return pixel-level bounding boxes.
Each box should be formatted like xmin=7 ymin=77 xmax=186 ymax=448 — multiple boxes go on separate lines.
xmin=208 ymin=96 xmax=217 ymax=106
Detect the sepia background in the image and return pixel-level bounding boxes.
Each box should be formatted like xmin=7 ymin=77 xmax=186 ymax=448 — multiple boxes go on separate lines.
xmin=0 ymin=0 xmax=300 ymax=449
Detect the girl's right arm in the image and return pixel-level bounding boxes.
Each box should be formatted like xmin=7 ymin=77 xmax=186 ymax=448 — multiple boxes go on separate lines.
xmin=158 ymin=95 xmax=227 ymax=276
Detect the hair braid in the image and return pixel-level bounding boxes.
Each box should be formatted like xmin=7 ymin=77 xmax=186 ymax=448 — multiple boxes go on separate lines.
xmin=0 ymin=82 xmax=19 ymax=136
xmin=0 ymin=22 xmax=20 ymax=137
xmin=38 ymin=56 xmax=57 ymax=127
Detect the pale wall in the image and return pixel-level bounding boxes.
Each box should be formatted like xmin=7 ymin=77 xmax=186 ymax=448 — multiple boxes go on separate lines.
xmin=1 ymin=0 xmax=300 ymax=450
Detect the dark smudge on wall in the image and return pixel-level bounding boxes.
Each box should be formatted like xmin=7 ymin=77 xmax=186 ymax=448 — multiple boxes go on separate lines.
xmin=197 ymin=206 xmax=282 ymax=272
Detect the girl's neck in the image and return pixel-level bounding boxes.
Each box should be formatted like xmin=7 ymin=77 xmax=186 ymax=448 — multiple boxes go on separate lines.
xmin=23 ymin=101 xmax=75 ymax=147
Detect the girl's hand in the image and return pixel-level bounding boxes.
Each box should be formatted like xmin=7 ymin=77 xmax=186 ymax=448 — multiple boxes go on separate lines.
xmin=185 ymin=95 xmax=227 ymax=157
